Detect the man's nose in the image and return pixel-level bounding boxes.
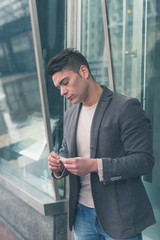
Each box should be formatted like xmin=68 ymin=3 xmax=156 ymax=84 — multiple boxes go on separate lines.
xmin=60 ymin=86 xmax=67 ymax=96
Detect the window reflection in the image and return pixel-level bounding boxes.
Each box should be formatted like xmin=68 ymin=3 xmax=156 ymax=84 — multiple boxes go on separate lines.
xmin=0 ymin=0 xmax=29 ymax=26
xmin=144 ymin=0 xmax=160 ymax=186
xmin=35 ymin=0 xmax=66 ymax=198
xmin=81 ymin=0 xmax=109 ymax=86
xmin=0 ymin=0 xmax=57 ymax=198
xmin=106 ymin=0 xmax=160 ymax=186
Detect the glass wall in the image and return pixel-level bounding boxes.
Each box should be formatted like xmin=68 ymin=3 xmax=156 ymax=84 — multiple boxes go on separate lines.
xmin=105 ymin=0 xmax=160 ymax=238
xmin=35 ymin=0 xmax=66 ymax=198
xmin=71 ymin=0 xmax=160 ymax=238
xmin=0 ymin=0 xmax=66 ymax=199
xmin=36 ymin=0 xmax=66 ymax=150
xmin=36 ymin=0 xmax=66 ymax=197
xmin=75 ymin=0 xmax=160 ymax=188
xmin=80 ymin=0 xmax=109 ymax=86
xmin=106 ymin=0 xmax=144 ymax=100
xmin=105 ymin=0 xmax=160 ymax=187
xmin=144 ymin=0 xmax=160 ymax=187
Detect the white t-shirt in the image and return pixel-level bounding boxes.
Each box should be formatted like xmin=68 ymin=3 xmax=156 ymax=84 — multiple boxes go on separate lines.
xmin=54 ymin=103 xmax=103 ymax=205
xmin=76 ymin=104 xmax=97 ymax=208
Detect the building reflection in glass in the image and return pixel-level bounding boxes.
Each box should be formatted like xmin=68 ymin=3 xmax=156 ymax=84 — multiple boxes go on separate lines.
xmin=0 ymin=0 xmax=60 ymax=198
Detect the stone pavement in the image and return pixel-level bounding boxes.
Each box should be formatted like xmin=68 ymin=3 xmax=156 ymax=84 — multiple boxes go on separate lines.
xmin=0 ymin=223 xmax=18 ymax=240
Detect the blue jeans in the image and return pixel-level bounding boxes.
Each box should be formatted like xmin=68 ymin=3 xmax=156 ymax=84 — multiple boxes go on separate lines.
xmin=74 ymin=203 xmax=143 ymax=240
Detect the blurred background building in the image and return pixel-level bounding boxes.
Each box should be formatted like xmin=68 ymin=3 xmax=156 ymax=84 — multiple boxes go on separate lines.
xmin=0 ymin=0 xmax=159 ymax=239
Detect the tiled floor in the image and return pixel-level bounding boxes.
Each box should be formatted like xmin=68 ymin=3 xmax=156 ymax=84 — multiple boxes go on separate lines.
xmin=0 ymin=223 xmax=18 ymax=240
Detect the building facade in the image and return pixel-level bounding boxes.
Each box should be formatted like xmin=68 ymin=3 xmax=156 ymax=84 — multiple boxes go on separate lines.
xmin=0 ymin=0 xmax=160 ymax=239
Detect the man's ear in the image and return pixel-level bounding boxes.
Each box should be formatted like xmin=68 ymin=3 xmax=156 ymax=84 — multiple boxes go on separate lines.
xmin=79 ymin=65 xmax=89 ymax=79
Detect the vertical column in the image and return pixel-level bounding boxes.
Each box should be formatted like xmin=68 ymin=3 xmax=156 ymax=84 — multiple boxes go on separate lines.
xmin=101 ymin=0 xmax=115 ymax=91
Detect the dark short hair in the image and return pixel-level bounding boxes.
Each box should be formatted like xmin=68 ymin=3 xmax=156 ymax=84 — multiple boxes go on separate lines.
xmin=47 ymin=48 xmax=91 ymax=76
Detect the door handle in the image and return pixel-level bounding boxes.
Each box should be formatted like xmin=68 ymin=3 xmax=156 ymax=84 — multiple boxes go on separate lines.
xmin=125 ymin=49 xmax=137 ymax=58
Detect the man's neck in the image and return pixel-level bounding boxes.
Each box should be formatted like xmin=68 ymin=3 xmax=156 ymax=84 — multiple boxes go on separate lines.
xmin=83 ymin=83 xmax=103 ymax=107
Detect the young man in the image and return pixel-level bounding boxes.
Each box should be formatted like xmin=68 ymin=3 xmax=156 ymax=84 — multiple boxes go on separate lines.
xmin=47 ymin=48 xmax=155 ymax=240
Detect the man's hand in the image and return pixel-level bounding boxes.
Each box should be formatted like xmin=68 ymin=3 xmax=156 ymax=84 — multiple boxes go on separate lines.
xmin=60 ymin=157 xmax=98 ymax=176
xmin=48 ymin=151 xmax=65 ymax=173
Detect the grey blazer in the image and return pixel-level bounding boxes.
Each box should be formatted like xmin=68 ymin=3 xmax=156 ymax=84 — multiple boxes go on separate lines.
xmin=57 ymin=85 xmax=156 ymax=239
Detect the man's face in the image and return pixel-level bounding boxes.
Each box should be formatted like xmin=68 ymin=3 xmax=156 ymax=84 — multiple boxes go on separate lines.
xmin=52 ymin=67 xmax=89 ymax=105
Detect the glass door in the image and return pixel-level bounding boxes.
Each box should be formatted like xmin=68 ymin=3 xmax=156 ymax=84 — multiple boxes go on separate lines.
xmin=106 ymin=0 xmax=160 ymax=239
xmin=67 ymin=0 xmax=160 ymax=239
xmin=67 ymin=0 xmax=110 ymax=88
xmin=80 ymin=0 xmax=109 ymax=86
xmin=122 ymin=0 xmax=143 ymax=100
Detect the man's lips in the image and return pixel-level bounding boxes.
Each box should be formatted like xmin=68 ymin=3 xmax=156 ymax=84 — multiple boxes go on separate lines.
xmin=66 ymin=95 xmax=74 ymax=100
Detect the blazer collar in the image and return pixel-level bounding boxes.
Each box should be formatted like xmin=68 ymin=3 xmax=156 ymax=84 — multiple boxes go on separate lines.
xmin=69 ymin=85 xmax=113 ymax=158
xmin=68 ymin=104 xmax=82 ymax=157
xmin=90 ymin=85 xmax=113 ymax=157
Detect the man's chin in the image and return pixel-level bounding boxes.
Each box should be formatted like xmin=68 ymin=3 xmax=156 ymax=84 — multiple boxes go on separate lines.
xmin=66 ymin=98 xmax=77 ymax=104
xmin=71 ymin=98 xmax=80 ymax=105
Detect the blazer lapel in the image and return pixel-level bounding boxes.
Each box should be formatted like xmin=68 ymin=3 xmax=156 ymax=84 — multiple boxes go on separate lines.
xmin=90 ymin=86 xmax=113 ymax=158
xmin=68 ymin=103 xmax=82 ymax=157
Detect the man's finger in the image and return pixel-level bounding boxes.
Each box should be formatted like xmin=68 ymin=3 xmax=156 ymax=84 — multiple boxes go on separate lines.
xmin=60 ymin=158 xmax=72 ymax=164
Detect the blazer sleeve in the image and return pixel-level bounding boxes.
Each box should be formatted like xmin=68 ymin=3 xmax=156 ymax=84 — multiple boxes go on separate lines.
xmin=52 ymin=113 xmax=69 ymax=180
xmin=102 ymin=98 xmax=155 ymax=184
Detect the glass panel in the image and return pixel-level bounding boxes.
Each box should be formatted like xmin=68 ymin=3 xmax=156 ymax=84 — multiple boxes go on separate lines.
xmin=106 ymin=0 xmax=143 ymax=100
xmin=35 ymin=0 xmax=66 ymax=198
xmin=144 ymin=0 xmax=160 ymax=187
xmin=106 ymin=0 xmax=160 ymax=237
xmin=105 ymin=0 xmax=124 ymax=92
xmin=80 ymin=0 xmax=109 ymax=86
xmin=0 ymin=0 xmax=53 ymax=198
xmin=106 ymin=0 xmax=160 ymax=187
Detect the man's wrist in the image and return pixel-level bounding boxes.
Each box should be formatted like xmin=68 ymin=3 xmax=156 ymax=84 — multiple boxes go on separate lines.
xmin=91 ymin=158 xmax=98 ymax=172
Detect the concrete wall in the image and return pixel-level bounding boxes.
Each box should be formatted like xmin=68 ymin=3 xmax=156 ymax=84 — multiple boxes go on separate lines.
xmin=0 ymin=184 xmax=67 ymax=240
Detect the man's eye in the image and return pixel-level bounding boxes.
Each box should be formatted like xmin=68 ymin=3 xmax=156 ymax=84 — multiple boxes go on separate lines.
xmin=63 ymin=81 xmax=68 ymax=86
